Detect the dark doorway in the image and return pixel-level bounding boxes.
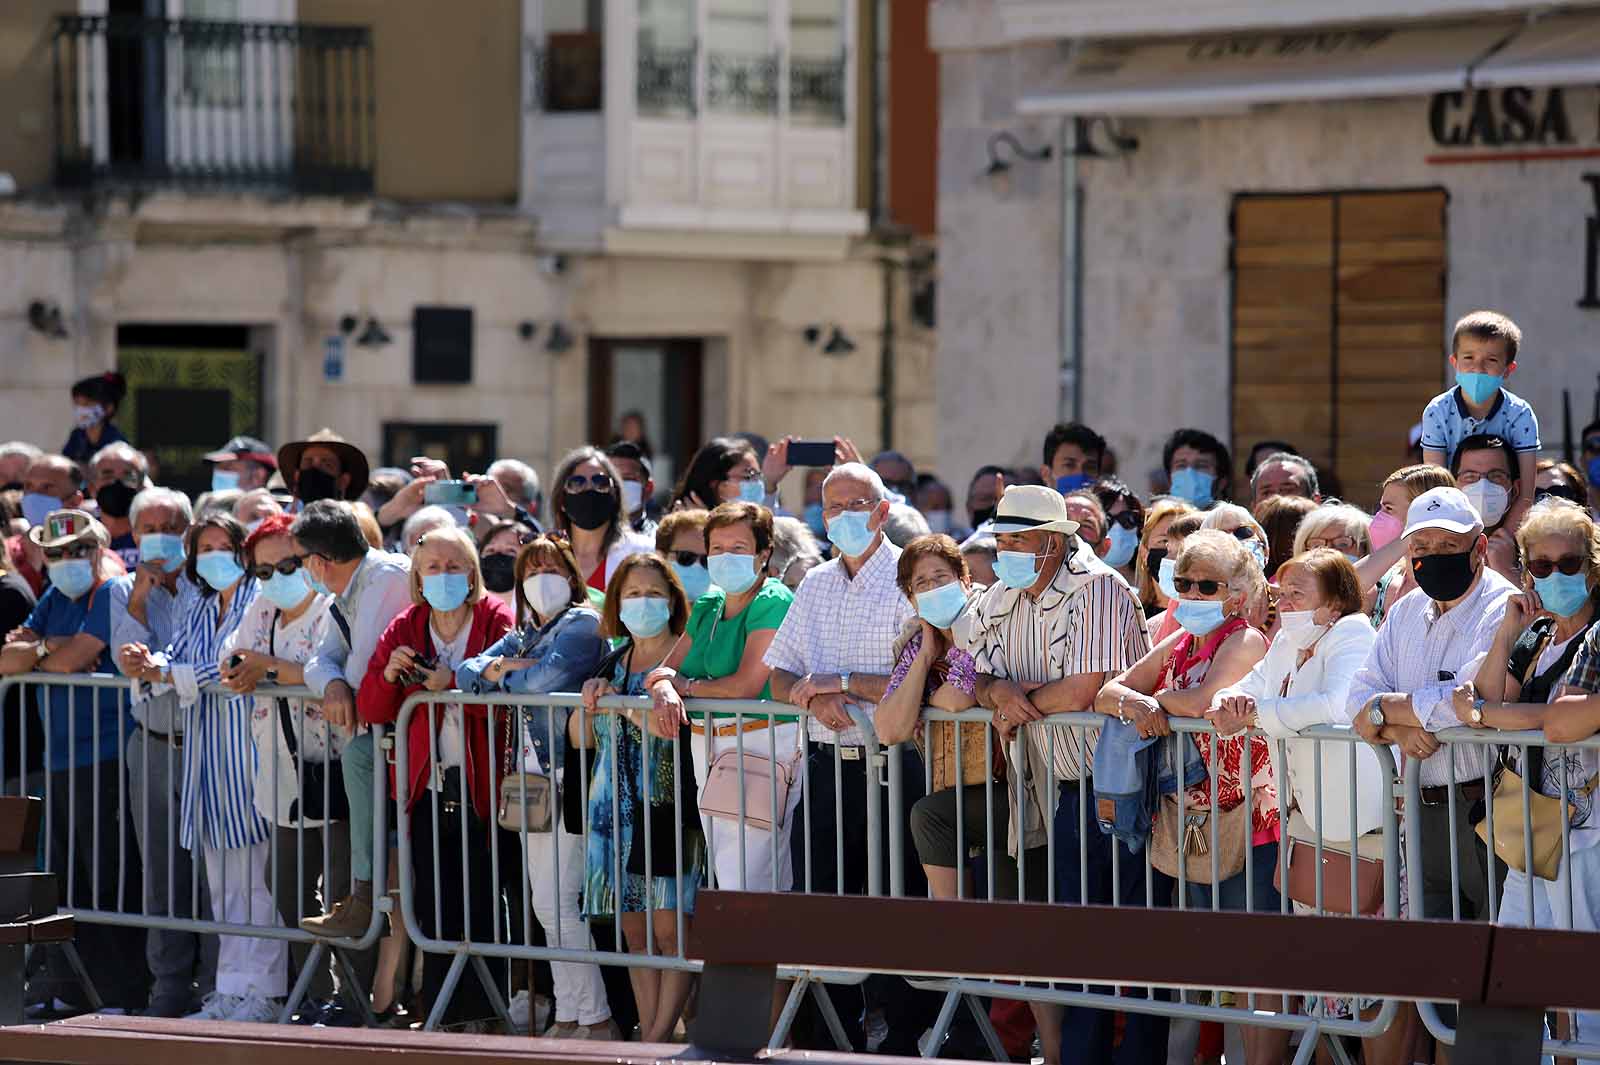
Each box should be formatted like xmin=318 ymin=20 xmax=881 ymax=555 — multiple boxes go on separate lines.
xmin=383 ymin=423 xmax=499 ymax=478
xmin=118 ymin=323 xmax=261 ymax=498
xmin=587 ymin=338 xmax=703 ymax=497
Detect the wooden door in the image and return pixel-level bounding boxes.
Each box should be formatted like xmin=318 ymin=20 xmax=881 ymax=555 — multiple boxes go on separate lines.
xmin=1231 ymin=189 xmax=1446 ymax=507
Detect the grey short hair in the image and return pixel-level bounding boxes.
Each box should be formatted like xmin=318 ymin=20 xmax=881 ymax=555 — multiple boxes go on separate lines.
xmin=129 ymin=486 xmax=193 ymax=530
xmin=1250 ymin=452 xmax=1320 ymax=497
xmin=0 ymin=441 xmax=42 ymax=466
xmin=882 ymin=503 xmax=931 ymax=548
xmin=402 ymin=504 xmax=457 ymax=550
xmin=1292 ymin=503 xmax=1373 ymax=558
xmin=960 ymin=530 xmax=998 ymax=557
xmin=821 ymin=461 xmax=887 ymax=503
xmin=1202 ymin=501 xmax=1269 ymax=546
xmin=769 ymin=515 xmax=823 ymax=575
xmin=90 ymin=440 xmax=149 ymax=479
xmin=194 ymin=489 xmax=242 ymax=522
xmin=488 ymin=458 xmax=541 ymax=507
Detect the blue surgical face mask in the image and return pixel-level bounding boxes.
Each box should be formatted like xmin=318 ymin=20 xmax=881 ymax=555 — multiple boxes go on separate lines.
xmin=47 ymin=558 xmax=95 ymax=599
xmin=305 ymin=561 xmax=331 ymax=597
xmin=21 ymin=492 xmax=59 ymax=530
xmin=421 ymin=572 xmax=470 ymax=612
xmin=260 ymin=569 xmax=312 ymax=611
xmin=803 ymin=502 xmax=827 ymax=538
xmin=915 ymin=580 xmax=968 ymax=628
xmin=211 ymin=469 xmax=240 ymax=493
xmin=1534 ymin=571 xmax=1592 ymax=618
xmin=673 ymin=560 xmax=712 ymax=602
xmin=827 ymin=510 xmax=876 ymax=558
xmin=994 ymin=549 xmax=1044 ymax=590
xmin=1245 ymin=537 xmax=1267 ymax=570
xmin=706 ymin=552 xmax=760 ymax=596
xmin=1175 ymin=598 xmax=1227 ymax=636
xmin=1169 ymin=468 xmax=1215 ymax=508
xmin=620 ymin=596 xmax=671 ymax=639
xmin=1587 ymin=456 xmax=1600 ymax=489
xmin=195 ymin=550 xmax=245 ymax=592
xmin=1055 ymin=473 xmax=1092 ymax=494
xmin=139 ymin=532 xmax=187 ymax=574
xmin=736 ymin=479 xmax=766 ymax=505
xmin=1157 ymin=557 xmax=1178 ymax=600
xmin=1456 ymin=369 xmax=1503 ymax=407
xmin=1104 ymin=523 xmax=1138 ymax=569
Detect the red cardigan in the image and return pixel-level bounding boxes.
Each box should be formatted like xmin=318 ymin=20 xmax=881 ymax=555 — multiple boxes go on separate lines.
xmin=357 ymin=596 xmax=515 ymax=816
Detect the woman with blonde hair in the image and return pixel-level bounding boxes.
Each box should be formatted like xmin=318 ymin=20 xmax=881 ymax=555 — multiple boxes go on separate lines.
xmin=1134 ymin=498 xmax=1196 ymax=618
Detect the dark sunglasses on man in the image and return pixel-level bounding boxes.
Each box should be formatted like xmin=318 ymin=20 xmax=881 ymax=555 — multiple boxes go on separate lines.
xmin=42 ymin=542 xmax=95 ymax=563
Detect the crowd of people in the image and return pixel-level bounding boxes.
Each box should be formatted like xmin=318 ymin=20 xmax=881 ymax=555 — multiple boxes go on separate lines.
xmin=2 ymin=309 xmax=1600 ymax=1064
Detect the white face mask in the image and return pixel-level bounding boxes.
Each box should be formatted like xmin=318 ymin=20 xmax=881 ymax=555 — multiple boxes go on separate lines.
xmin=1461 ymin=479 xmax=1509 ymax=527
xmin=1276 ymin=609 xmax=1323 ymax=640
xmin=621 ymin=479 xmax=644 ymax=515
xmin=522 ymin=572 xmax=573 ymax=619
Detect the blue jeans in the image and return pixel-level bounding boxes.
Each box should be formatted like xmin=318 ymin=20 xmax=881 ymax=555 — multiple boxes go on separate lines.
xmin=1053 ymin=781 xmax=1174 ymax=1065
xmin=342 ymin=730 xmax=376 ymax=882
xmin=1184 ymin=840 xmax=1281 ymax=912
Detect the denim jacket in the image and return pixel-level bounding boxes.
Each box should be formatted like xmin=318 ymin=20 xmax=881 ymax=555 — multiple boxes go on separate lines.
xmin=455 ymin=605 xmax=606 ymax=774
xmin=1093 ymin=722 xmax=1206 ymax=852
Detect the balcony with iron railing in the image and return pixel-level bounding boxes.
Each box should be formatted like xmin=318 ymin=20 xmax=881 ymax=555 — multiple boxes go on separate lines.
xmin=53 ymin=14 xmax=375 ymax=197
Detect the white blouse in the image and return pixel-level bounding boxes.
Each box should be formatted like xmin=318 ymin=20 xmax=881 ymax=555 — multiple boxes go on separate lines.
xmin=1214 ymin=613 xmax=1386 ymax=842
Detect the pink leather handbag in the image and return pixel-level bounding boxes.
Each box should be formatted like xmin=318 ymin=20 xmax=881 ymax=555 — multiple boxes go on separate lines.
xmin=699 ymin=747 xmax=804 ymax=832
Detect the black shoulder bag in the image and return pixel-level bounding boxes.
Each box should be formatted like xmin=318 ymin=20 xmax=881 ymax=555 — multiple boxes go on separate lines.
xmin=272 ymin=609 xmax=350 ymax=823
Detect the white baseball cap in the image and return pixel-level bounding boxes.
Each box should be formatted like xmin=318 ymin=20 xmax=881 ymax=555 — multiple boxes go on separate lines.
xmin=1403 ymin=486 xmax=1483 ymax=539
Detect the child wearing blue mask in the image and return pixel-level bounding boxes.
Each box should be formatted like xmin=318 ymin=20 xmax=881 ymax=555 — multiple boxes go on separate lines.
xmin=1420 ymin=311 xmax=1540 ymax=531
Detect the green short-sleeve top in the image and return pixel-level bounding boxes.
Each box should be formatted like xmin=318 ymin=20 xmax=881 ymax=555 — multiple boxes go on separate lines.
xmin=678 ymin=578 xmax=794 ymax=700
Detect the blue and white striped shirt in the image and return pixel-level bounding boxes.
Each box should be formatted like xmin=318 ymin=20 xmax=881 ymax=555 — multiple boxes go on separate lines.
xmin=154 ymin=576 xmax=270 ymax=851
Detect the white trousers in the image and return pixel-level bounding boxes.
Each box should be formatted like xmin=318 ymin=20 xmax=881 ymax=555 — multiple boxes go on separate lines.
xmin=1497 ymin=841 xmax=1600 ymax=1044
xmin=689 ymin=722 xmax=805 ymax=892
xmin=525 ymin=826 xmax=610 ymax=1025
xmin=201 ymin=839 xmax=287 ymax=997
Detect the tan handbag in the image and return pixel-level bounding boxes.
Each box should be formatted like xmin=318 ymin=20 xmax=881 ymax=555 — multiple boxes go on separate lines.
xmin=1475 ymin=767 xmax=1596 ymax=881
xmin=699 ymin=747 xmax=803 ymax=832
xmin=1150 ymin=792 xmax=1248 ymax=884
xmin=1273 ymin=811 xmax=1384 ymax=915
xmin=497 ymin=710 xmax=553 ymax=833
xmin=926 ymin=720 xmax=995 ymax=792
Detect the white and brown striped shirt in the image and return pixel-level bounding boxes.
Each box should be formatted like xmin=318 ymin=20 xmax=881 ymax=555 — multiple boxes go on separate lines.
xmin=960 ymin=539 xmax=1149 ymax=781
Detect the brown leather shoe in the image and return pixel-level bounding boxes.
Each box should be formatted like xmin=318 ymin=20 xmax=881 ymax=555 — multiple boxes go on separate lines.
xmin=298 ymin=895 xmax=372 ymax=939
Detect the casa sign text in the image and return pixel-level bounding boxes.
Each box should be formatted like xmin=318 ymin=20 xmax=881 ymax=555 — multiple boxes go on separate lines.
xmin=1429 ymin=86 xmax=1577 ymax=148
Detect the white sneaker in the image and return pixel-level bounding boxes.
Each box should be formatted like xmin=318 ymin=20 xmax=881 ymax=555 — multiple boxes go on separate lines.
xmin=508 ymin=990 xmax=531 ymax=1034
xmin=185 ymin=992 xmax=243 ymax=1021
xmin=227 ymin=992 xmax=282 ymax=1024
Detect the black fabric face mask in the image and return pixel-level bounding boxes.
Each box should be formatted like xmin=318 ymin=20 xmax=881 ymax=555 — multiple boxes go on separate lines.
xmin=1 ymin=481 xmax=22 ymax=493
xmin=564 ymin=489 xmax=619 ymax=531
xmin=296 ymin=467 xmax=341 ymax=505
xmin=95 ymin=479 xmax=138 ymax=519
xmin=480 ymin=553 xmax=517 ymax=593
xmin=1413 ymin=549 xmax=1479 ymax=603
xmin=1144 ymin=547 xmax=1168 ymax=577
xmin=971 ymin=506 xmax=996 ymax=527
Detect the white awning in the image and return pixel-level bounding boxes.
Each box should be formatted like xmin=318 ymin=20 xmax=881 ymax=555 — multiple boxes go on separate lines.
xmin=1015 ymin=15 xmax=1600 ymax=117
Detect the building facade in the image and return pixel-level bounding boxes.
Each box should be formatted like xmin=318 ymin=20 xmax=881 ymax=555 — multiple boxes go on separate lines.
xmin=0 ymin=0 xmax=936 ymax=503
xmin=932 ymin=0 xmax=1600 ymax=507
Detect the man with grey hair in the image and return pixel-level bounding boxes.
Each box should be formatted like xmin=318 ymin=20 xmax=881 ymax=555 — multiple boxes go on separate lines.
xmin=0 ymin=441 xmax=42 ymax=490
xmin=881 ymin=502 xmax=931 ymax=548
xmin=89 ymin=441 xmax=151 ymax=568
xmin=486 ymin=457 xmax=543 ymax=526
xmin=400 ymin=504 xmax=458 ymax=551
xmin=109 ymin=486 xmax=215 ymax=1016
xmin=1249 ymin=451 xmax=1321 ymax=511
xmin=763 ymin=460 xmax=936 ymax=1052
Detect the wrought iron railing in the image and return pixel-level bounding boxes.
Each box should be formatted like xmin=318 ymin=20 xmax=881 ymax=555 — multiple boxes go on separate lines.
xmin=637 ymin=45 xmax=696 ymax=115
xmin=53 ymin=14 xmax=374 ymax=195
xmin=706 ymin=50 xmax=778 ymax=114
xmin=789 ymin=53 xmax=846 ymax=123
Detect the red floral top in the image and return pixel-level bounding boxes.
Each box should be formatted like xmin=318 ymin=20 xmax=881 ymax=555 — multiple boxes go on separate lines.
xmin=1163 ymin=616 xmax=1280 ymax=846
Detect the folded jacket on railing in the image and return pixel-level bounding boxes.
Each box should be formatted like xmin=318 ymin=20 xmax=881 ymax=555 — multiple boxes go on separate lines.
xmin=1093 ymin=724 xmax=1207 ymax=852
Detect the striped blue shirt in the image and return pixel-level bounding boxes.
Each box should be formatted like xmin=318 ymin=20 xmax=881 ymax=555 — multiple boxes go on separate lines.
xmin=155 ymin=576 xmax=270 ymax=851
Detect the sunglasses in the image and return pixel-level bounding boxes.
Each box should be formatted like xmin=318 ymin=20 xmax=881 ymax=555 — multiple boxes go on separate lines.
xmin=565 ymin=473 xmax=613 ymax=493
xmin=1535 ymin=485 xmax=1581 ymax=504
xmin=1172 ymin=576 xmax=1230 ymax=595
xmin=250 ymin=556 xmax=305 ymax=581
xmin=672 ymin=551 xmax=706 ymax=567
xmin=43 ymin=543 xmax=95 ymax=563
xmin=1108 ymin=510 xmax=1142 ymax=531
xmin=1525 ymin=555 xmax=1586 ymax=579
xmin=1230 ymin=527 xmax=1257 ymax=542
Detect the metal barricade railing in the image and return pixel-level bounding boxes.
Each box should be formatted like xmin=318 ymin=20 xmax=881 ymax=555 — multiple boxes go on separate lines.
xmin=0 ymin=673 xmax=388 ymax=1024
xmin=1404 ymin=726 xmax=1600 ymax=1060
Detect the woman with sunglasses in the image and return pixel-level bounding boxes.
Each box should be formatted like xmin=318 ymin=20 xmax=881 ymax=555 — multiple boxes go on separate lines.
xmin=1091 ymin=477 xmax=1145 ymax=584
xmin=551 ymin=446 xmax=652 ymax=596
xmin=671 ymin=437 xmax=766 ymax=511
xmin=121 ymin=513 xmax=286 ymax=1023
xmin=654 ymin=509 xmax=712 ymax=602
xmin=216 ymin=513 xmax=364 ymax=1016
xmin=456 ymin=534 xmax=615 ymax=1038
xmin=1096 ymin=530 xmax=1275 ymax=1063
xmin=1452 ymin=501 xmax=1600 ymax=1046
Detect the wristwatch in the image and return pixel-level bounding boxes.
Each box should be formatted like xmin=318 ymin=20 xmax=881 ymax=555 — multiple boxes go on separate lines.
xmin=1470 ymin=695 xmax=1486 ymax=725
xmin=264 ymin=668 xmax=279 ymax=685
xmin=1366 ymin=696 xmax=1385 ymax=728
xmin=839 ymin=672 xmax=852 ymax=696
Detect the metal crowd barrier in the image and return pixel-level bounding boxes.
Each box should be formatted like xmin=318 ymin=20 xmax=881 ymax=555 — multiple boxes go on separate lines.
xmin=1403 ymin=725 xmax=1600 ymax=1061
xmin=0 ymin=673 xmax=389 ymax=1025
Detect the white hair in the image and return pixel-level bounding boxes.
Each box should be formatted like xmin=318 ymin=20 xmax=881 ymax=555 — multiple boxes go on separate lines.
xmin=769 ymin=515 xmax=824 ymax=574
xmin=402 ymin=504 xmax=458 ymax=550
xmin=0 ymin=441 xmax=42 ymax=465
xmin=194 ymin=489 xmax=242 ymax=522
xmin=90 ymin=440 xmax=149 ymax=478
xmin=882 ymin=503 xmax=931 ymax=548
xmin=1292 ymin=503 xmax=1373 ymax=558
xmin=234 ymin=488 xmax=282 ymax=523
xmin=487 ymin=458 xmax=541 ymax=506
xmin=128 ymin=486 xmax=193 ymax=529
xmin=960 ymin=530 xmax=998 ymax=557
xmin=821 ymin=461 xmax=887 ymax=503
xmin=1202 ymin=501 xmax=1269 ymax=546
